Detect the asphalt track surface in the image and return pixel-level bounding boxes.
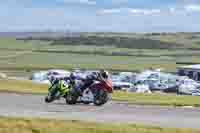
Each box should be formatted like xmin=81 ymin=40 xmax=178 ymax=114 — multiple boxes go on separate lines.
xmin=0 ymin=93 xmax=200 ymax=129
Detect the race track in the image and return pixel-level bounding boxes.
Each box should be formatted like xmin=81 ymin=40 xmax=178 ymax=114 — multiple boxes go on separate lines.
xmin=0 ymin=93 xmax=200 ymax=129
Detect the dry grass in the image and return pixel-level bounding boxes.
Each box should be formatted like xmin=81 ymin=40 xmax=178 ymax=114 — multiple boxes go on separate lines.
xmin=0 ymin=116 xmax=199 ymax=133
xmin=0 ymin=79 xmax=47 ymax=94
xmin=112 ymin=92 xmax=200 ymax=107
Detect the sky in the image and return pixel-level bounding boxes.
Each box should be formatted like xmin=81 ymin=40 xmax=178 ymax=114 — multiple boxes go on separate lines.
xmin=0 ymin=0 xmax=200 ymax=32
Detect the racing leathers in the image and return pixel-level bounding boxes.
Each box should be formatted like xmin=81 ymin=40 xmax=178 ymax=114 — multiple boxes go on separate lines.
xmin=48 ymin=75 xmax=75 ymax=97
xmin=74 ymin=72 xmax=112 ymax=96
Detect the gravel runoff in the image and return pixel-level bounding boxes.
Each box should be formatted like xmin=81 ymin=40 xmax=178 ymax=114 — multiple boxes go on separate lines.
xmin=0 ymin=93 xmax=200 ymax=129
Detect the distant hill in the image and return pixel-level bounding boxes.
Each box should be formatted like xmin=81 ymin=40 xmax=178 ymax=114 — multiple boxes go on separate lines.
xmin=50 ymin=36 xmax=181 ymax=49
xmin=1 ymin=31 xmax=200 ymax=49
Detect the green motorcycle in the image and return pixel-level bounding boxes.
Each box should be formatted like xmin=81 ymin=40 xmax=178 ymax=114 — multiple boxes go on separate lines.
xmin=45 ymin=79 xmax=73 ymax=103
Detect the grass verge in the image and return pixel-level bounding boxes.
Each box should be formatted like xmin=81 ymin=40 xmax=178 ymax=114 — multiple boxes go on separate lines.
xmin=0 ymin=116 xmax=199 ymax=133
xmin=113 ymin=92 xmax=200 ymax=107
xmin=1 ymin=79 xmax=200 ymax=107
xmin=0 ymin=79 xmax=47 ymax=94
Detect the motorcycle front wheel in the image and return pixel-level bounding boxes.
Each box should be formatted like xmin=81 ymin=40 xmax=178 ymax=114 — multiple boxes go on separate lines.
xmin=44 ymin=86 xmax=59 ymax=103
xmin=93 ymin=89 xmax=108 ymax=106
xmin=65 ymin=91 xmax=78 ymax=105
xmin=45 ymin=95 xmax=54 ymax=103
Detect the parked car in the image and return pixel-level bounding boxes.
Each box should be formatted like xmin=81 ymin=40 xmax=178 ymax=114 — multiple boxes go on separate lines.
xmin=0 ymin=72 xmax=7 ymax=79
xmin=30 ymin=69 xmax=71 ymax=84
xmin=178 ymin=77 xmax=200 ymax=95
xmin=30 ymin=71 xmax=49 ymax=84
xmin=135 ymin=70 xmax=178 ymax=92
xmin=112 ymin=75 xmax=134 ymax=91
xmin=134 ymin=80 xmax=151 ymax=93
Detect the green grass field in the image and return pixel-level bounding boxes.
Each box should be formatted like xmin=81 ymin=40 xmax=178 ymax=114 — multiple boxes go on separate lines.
xmin=1 ymin=52 xmax=175 ymax=71
xmin=0 ymin=116 xmax=199 ymax=133
xmin=0 ymin=36 xmax=198 ymax=73
xmin=1 ymin=79 xmax=200 ymax=107
xmin=0 ymin=38 xmax=177 ymax=72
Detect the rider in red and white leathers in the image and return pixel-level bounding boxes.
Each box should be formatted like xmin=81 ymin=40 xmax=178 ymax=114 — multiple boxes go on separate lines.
xmin=74 ymin=70 xmax=113 ymax=96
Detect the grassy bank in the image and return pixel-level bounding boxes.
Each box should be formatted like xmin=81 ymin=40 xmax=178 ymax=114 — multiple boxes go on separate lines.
xmin=0 ymin=79 xmax=47 ymax=94
xmin=0 ymin=116 xmax=199 ymax=133
xmin=113 ymin=92 xmax=200 ymax=107
xmin=1 ymin=79 xmax=200 ymax=107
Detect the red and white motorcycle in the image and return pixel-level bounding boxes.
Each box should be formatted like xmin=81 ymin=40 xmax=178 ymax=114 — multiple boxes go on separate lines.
xmin=66 ymin=79 xmax=113 ymax=106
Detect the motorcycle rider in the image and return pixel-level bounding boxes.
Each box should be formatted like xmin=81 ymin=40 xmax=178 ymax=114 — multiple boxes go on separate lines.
xmin=47 ymin=73 xmax=76 ymax=97
xmin=74 ymin=70 xmax=111 ymax=96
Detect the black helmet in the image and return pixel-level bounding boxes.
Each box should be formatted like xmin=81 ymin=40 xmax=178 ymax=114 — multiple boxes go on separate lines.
xmin=100 ymin=70 xmax=109 ymax=79
xmin=48 ymin=76 xmax=59 ymax=84
xmin=70 ymin=72 xmax=76 ymax=80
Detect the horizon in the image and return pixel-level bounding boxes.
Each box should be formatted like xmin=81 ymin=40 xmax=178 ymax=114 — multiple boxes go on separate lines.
xmin=0 ymin=30 xmax=200 ymax=34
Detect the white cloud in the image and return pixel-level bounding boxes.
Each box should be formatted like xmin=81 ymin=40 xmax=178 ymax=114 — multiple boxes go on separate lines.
xmin=130 ymin=9 xmax=161 ymax=15
xmin=98 ymin=8 xmax=161 ymax=15
xmin=184 ymin=4 xmax=200 ymax=12
xmin=57 ymin=0 xmax=96 ymax=5
xmin=169 ymin=7 xmax=176 ymax=13
xmin=98 ymin=9 xmax=122 ymax=14
xmin=98 ymin=6 xmax=200 ymax=16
